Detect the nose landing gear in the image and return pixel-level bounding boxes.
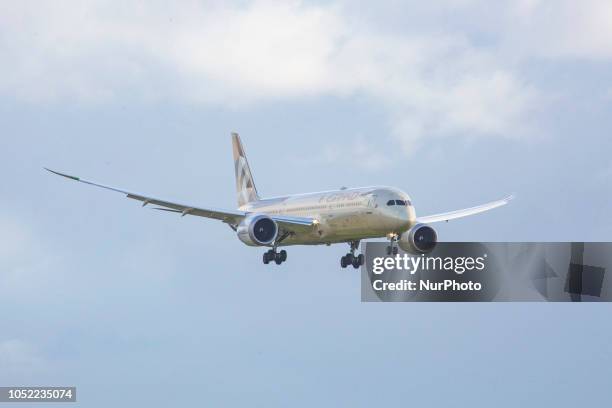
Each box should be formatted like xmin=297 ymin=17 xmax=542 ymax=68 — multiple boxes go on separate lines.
xmin=341 ymin=240 xmax=364 ymax=269
xmin=386 ymin=233 xmax=399 ymax=255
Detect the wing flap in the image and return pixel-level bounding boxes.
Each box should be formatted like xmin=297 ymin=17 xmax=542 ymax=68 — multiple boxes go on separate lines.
xmin=125 ymin=193 xmax=244 ymax=223
xmin=271 ymin=214 xmax=317 ymax=234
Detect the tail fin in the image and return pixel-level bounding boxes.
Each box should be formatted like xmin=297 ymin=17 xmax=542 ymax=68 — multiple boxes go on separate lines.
xmin=232 ymin=132 xmax=260 ymax=207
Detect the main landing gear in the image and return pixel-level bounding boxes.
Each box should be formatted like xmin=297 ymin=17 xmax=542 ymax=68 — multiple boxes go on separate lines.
xmin=263 ymin=249 xmax=287 ymax=265
xmin=263 ymin=231 xmax=291 ymax=265
xmin=341 ymin=240 xmax=365 ymax=269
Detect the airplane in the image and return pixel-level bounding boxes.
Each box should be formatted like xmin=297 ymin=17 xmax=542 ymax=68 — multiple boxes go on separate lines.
xmin=45 ymin=133 xmax=513 ymax=268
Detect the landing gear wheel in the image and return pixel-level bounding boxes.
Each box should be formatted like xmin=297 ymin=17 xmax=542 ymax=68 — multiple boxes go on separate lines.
xmin=386 ymin=246 xmax=392 ymax=255
xmin=264 ymin=249 xmax=285 ymax=265
xmin=393 ymin=246 xmax=399 ymax=255
xmin=341 ymin=240 xmax=364 ymax=269
xmin=274 ymin=253 xmax=283 ymax=265
xmin=357 ymin=254 xmax=364 ymax=266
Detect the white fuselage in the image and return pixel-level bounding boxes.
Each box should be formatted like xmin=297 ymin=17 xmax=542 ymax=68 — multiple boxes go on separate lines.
xmin=241 ymin=186 xmax=416 ymax=246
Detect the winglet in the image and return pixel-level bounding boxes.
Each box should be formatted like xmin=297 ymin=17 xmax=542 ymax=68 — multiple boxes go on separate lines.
xmin=44 ymin=167 xmax=80 ymax=181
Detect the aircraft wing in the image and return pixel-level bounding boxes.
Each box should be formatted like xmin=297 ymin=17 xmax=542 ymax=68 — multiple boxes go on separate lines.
xmin=45 ymin=168 xmax=316 ymax=232
xmin=417 ymin=194 xmax=514 ymax=224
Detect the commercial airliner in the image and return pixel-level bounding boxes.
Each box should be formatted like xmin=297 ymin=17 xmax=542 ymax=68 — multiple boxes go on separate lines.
xmin=46 ymin=133 xmax=512 ymax=268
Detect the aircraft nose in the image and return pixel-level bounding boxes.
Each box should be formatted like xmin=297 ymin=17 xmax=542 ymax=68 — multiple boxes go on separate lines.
xmin=392 ymin=205 xmax=412 ymax=229
xmin=403 ymin=205 xmax=413 ymax=224
xmin=397 ymin=204 xmax=415 ymax=228
xmin=407 ymin=205 xmax=416 ymax=225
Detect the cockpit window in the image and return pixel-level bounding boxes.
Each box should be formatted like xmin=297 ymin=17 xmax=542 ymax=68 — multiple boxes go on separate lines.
xmin=395 ymin=200 xmax=406 ymax=206
xmin=386 ymin=200 xmax=395 ymax=206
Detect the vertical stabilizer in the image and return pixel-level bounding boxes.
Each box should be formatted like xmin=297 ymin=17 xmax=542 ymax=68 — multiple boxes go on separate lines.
xmin=232 ymin=132 xmax=260 ymax=207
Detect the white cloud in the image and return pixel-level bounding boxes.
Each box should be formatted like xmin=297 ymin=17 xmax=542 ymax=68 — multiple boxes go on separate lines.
xmin=0 ymin=0 xmax=346 ymax=104
xmin=319 ymin=139 xmax=388 ymax=171
xmin=1 ymin=0 xmax=611 ymax=153
xmin=506 ymin=0 xmax=612 ymax=60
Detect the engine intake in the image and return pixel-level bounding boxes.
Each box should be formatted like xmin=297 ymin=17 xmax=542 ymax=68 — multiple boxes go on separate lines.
xmin=399 ymin=223 xmax=437 ymax=254
xmin=237 ymin=214 xmax=278 ymax=246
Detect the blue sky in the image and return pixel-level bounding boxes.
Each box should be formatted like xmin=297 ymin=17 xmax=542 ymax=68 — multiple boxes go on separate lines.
xmin=1 ymin=1 xmax=612 ymax=406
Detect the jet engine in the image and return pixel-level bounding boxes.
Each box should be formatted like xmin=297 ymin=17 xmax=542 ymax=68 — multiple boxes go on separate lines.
xmin=237 ymin=214 xmax=278 ymax=246
xmin=399 ymin=223 xmax=437 ymax=254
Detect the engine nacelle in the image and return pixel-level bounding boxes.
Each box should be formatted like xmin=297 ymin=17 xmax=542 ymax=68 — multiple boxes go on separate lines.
xmin=237 ymin=214 xmax=278 ymax=246
xmin=399 ymin=223 xmax=437 ymax=254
